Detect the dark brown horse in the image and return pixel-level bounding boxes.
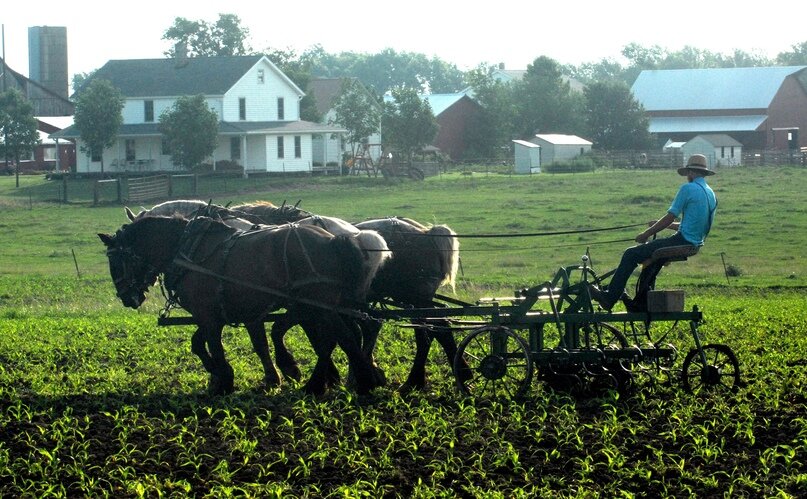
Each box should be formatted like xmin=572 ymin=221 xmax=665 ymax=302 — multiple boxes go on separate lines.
xmin=353 ymin=217 xmax=469 ymax=390
xmin=98 ymin=215 xmax=382 ymax=396
xmin=235 ymin=202 xmax=467 ymax=391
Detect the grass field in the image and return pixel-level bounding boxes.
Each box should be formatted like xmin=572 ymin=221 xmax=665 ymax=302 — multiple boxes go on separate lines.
xmin=1 ymin=167 xmax=806 ymax=496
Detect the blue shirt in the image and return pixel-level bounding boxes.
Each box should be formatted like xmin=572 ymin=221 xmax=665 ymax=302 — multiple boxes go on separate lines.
xmin=668 ymin=177 xmax=717 ymax=246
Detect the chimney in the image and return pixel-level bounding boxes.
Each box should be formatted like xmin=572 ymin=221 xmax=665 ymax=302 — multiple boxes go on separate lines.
xmin=499 ymin=62 xmax=505 ymax=70
xmin=174 ymin=41 xmax=188 ymax=68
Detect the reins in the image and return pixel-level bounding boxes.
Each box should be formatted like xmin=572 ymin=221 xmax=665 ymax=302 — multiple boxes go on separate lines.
xmin=394 ymin=222 xmax=647 ymax=239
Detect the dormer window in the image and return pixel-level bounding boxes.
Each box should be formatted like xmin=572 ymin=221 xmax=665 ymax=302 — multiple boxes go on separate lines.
xmin=257 ymin=69 xmax=265 ymax=84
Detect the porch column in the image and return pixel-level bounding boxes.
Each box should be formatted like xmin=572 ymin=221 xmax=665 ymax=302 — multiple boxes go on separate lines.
xmin=242 ymin=134 xmax=248 ymax=178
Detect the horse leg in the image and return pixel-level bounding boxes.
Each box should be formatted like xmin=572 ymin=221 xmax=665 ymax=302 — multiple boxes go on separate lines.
xmin=298 ymin=320 xmax=339 ymax=396
xmin=205 ymin=325 xmax=235 ymax=395
xmin=270 ymin=312 xmax=303 ymax=382
xmin=190 ymin=326 xmax=219 ymax=391
xmin=245 ymin=321 xmax=282 ymax=388
xmin=319 ymin=312 xmax=377 ymax=395
xmin=355 ymin=318 xmax=386 ymax=387
xmin=401 ymin=324 xmax=433 ymax=392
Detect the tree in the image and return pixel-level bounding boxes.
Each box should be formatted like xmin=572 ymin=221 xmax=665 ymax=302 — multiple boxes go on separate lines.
xmin=512 ymin=56 xmax=584 ymax=139
xmin=73 ymin=79 xmax=124 ymax=174
xmin=332 ymin=79 xmax=381 ymax=158
xmin=159 ymin=95 xmax=219 ymax=171
xmin=462 ymin=65 xmax=516 ymax=159
xmin=0 ymin=89 xmax=40 ymax=187
xmin=162 ymin=14 xmax=251 ymax=57
xmin=777 ymin=41 xmax=807 ymax=65
xmin=583 ymin=81 xmax=654 ymax=150
xmin=381 ymin=87 xmax=438 ymax=164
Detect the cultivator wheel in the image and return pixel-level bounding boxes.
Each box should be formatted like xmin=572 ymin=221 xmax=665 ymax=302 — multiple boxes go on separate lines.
xmin=681 ymin=343 xmax=741 ymax=394
xmin=454 ymin=326 xmax=533 ymax=401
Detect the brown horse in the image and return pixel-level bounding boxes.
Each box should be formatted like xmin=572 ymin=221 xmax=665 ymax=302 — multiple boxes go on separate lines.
xmin=353 ymin=217 xmax=469 ymax=390
xmin=98 ymin=215 xmax=382 ymax=396
xmin=235 ymin=203 xmax=467 ymax=391
xmin=231 ymin=201 xmax=313 ymax=225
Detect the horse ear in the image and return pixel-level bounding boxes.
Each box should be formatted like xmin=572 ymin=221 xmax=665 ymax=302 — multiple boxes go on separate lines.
xmin=98 ymin=233 xmax=114 ymax=247
xmin=124 ymin=206 xmax=136 ymax=221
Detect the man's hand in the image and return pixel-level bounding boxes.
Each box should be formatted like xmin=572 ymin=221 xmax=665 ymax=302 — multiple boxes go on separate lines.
xmin=635 ymin=231 xmax=651 ymax=244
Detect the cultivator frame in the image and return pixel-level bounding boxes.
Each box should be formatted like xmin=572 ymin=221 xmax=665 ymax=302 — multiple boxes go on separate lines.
xmin=369 ymin=251 xmax=741 ymax=401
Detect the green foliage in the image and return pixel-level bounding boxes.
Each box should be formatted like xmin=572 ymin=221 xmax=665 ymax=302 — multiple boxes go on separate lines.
xmin=162 ymin=14 xmax=251 ymax=57
xmin=73 ymin=79 xmax=124 ymax=173
xmin=541 ymin=156 xmax=597 ymax=173
xmin=0 ymin=89 xmax=40 ymax=165
xmin=381 ymin=87 xmax=438 ymax=163
xmin=462 ymin=65 xmax=516 ymax=160
xmin=331 ymin=79 xmax=381 ymax=156
xmin=584 ymin=81 xmax=654 ymax=150
xmin=159 ymin=95 xmax=219 ymax=171
xmin=512 ymin=57 xmax=585 ymax=139
xmin=777 ymin=41 xmax=807 ymax=65
xmin=305 ymin=47 xmax=467 ymax=95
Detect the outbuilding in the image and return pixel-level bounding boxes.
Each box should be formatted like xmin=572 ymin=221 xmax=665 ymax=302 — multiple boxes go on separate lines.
xmin=512 ymin=139 xmax=541 ymax=174
xmin=529 ymin=134 xmax=592 ymax=164
xmin=682 ymin=134 xmax=743 ymax=167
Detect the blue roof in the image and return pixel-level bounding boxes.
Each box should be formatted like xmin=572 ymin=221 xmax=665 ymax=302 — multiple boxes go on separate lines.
xmin=649 ymin=115 xmax=768 ymax=133
xmin=383 ymin=92 xmax=469 ymax=117
xmin=632 ymin=66 xmax=807 ymax=111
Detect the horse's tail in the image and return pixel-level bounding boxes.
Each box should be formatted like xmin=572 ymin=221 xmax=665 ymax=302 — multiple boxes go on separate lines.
xmin=330 ymin=234 xmax=375 ymax=305
xmin=354 ymin=229 xmax=392 ymax=292
xmin=426 ymin=225 xmax=460 ymax=291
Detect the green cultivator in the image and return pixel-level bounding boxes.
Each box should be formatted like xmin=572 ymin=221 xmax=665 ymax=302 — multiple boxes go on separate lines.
xmin=371 ymin=246 xmax=741 ymax=401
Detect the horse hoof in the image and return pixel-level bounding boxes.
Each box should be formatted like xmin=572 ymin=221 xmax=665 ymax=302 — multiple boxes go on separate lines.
xmin=281 ymin=364 xmax=302 ymax=382
xmin=372 ymin=367 xmax=388 ymax=388
xmin=302 ymin=381 xmax=327 ymax=397
xmin=263 ymin=374 xmax=282 ymax=389
xmin=208 ymin=375 xmax=235 ymax=395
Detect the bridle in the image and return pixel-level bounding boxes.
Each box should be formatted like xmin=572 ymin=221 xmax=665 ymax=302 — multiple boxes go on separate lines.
xmin=106 ymin=241 xmax=160 ymax=305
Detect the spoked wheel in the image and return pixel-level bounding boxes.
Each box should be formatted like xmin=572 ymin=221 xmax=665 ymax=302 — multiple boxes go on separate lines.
xmin=582 ymin=322 xmax=628 ymax=349
xmin=455 ymin=326 xmax=533 ymax=401
xmin=682 ymin=344 xmax=740 ymax=393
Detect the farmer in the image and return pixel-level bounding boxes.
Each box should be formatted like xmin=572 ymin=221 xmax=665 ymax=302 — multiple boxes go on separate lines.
xmin=589 ymin=154 xmax=717 ymax=310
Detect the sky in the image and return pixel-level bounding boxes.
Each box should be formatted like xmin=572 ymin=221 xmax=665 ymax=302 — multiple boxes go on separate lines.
xmin=2 ymin=0 xmax=806 ymax=82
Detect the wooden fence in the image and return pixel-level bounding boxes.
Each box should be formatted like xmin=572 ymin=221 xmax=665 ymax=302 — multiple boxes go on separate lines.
xmin=126 ymin=175 xmax=170 ymax=203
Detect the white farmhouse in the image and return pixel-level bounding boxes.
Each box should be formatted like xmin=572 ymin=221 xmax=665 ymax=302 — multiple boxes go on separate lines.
xmin=52 ymin=55 xmax=345 ymax=174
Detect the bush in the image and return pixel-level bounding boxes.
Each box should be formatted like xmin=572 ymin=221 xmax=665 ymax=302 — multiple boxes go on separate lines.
xmin=542 ymin=156 xmax=597 ymax=173
xmin=196 ymin=160 xmax=243 ymax=173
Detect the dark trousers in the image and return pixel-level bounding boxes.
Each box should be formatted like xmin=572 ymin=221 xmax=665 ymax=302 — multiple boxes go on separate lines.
xmin=602 ymin=232 xmax=690 ymax=305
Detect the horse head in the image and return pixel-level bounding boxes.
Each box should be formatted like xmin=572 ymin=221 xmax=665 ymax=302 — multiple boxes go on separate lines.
xmin=98 ymin=229 xmax=155 ymax=309
xmin=99 ymin=217 xmax=186 ymax=309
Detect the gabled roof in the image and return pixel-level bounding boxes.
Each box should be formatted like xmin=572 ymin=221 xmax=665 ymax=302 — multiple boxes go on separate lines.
xmin=307 ymin=78 xmax=346 ymax=116
xmin=421 ymin=93 xmax=470 ymax=116
xmin=691 ymin=134 xmax=743 ymax=147
xmin=533 ymin=134 xmax=592 ymax=146
xmin=79 ymin=55 xmax=304 ymax=98
xmin=382 ymin=92 xmax=476 ymax=117
xmin=632 ymin=66 xmax=807 ymax=111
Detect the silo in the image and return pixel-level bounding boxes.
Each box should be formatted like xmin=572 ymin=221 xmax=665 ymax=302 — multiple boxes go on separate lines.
xmin=28 ymin=26 xmax=68 ymax=99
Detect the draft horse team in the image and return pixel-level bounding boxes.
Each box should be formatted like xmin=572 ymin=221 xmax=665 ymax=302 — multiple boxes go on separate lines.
xmin=99 ymin=199 xmax=462 ymax=396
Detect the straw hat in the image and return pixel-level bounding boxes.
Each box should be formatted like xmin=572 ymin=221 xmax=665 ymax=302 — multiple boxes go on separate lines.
xmin=678 ymin=154 xmax=715 ymax=176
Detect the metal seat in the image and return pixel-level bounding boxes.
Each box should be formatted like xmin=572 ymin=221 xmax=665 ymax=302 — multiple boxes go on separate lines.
xmin=643 ymin=245 xmax=699 ymax=267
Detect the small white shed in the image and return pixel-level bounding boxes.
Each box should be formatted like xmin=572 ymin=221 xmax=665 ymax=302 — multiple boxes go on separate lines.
xmin=512 ymin=139 xmax=541 ymax=174
xmin=529 ymin=134 xmax=592 ymax=164
xmin=682 ymin=134 xmax=743 ymax=167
